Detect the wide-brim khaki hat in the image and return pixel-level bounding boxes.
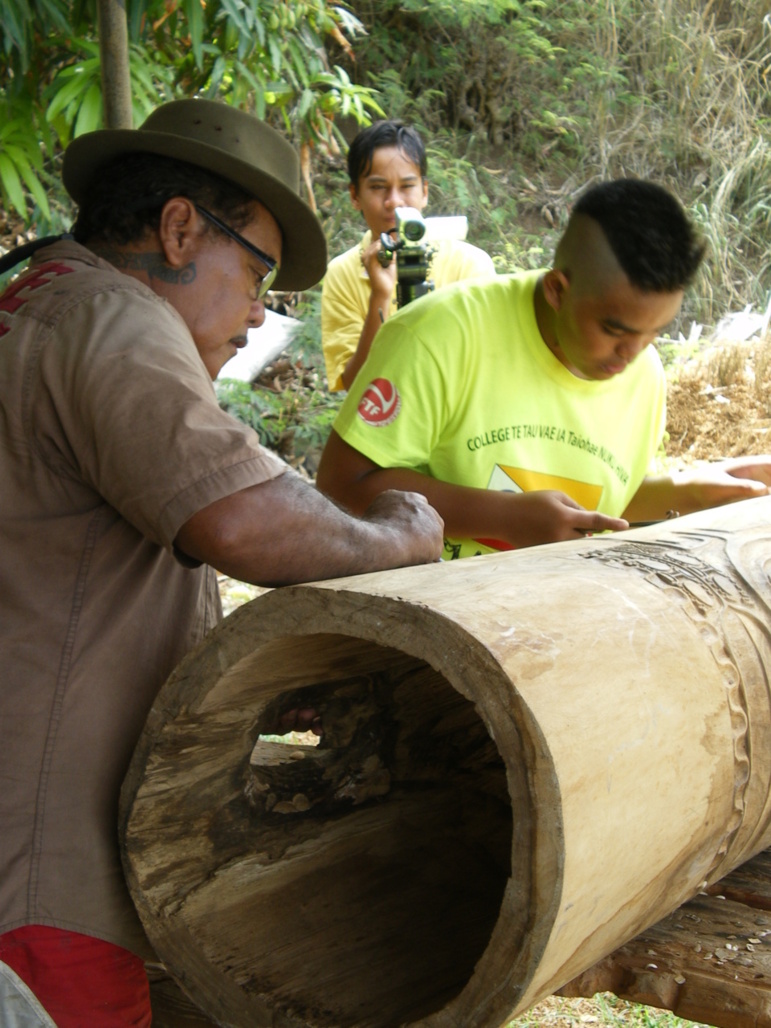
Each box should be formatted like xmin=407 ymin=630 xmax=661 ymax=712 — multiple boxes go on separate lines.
xmin=62 ymin=98 xmax=327 ymax=291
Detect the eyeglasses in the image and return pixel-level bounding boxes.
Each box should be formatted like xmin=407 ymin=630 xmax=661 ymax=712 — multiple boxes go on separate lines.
xmin=194 ymin=203 xmax=279 ymax=300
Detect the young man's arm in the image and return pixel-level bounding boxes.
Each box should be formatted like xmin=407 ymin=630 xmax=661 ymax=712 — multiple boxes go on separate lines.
xmin=321 ymin=241 xmax=397 ymax=392
xmin=339 ymin=242 xmax=397 ymax=391
xmin=317 ymin=430 xmax=628 ymax=549
xmin=623 ymin=456 xmax=771 ymax=522
xmin=175 ymin=469 xmax=444 ymax=587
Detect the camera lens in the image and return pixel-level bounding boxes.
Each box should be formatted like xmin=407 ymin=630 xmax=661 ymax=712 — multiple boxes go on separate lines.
xmin=403 ymin=221 xmax=425 ymax=242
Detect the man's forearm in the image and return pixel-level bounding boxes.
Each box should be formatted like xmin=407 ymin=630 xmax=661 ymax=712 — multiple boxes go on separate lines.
xmin=322 ymin=462 xmax=492 ymax=533
xmin=175 ymin=471 xmax=442 ymax=587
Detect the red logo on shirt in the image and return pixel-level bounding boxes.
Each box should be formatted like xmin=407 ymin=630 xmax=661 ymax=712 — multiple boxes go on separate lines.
xmin=357 ymin=378 xmax=401 ymax=426
xmin=0 ymin=262 xmax=74 ymax=338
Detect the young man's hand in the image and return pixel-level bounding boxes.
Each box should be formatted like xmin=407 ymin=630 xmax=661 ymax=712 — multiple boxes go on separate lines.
xmin=497 ymin=490 xmax=628 ymax=547
xmin=678 ymin=456 xmax=771 ymax=507
xmin=361 ymin=237 xmax=397 ymax=302
xmin=626 ymin=455 xmax=771 ymax=522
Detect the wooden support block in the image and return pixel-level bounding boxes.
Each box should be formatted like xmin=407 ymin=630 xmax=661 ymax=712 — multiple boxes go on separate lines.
xmin=562 ymin=848 xmax=771 ymax=1028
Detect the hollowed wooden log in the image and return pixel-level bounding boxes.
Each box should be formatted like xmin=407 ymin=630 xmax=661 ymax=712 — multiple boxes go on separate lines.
xmin=120 ymin=495 xmax=771 ymax=1028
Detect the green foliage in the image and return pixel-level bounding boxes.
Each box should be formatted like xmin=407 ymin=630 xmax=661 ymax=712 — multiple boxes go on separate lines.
xmin=509 ymin=991 xmax=712 ymax=1026
xmin=213 ymin=290 xmax=340 ymax=466
xmin=0 ymin=99 xmax=54 ymax=222
xmin=2 ymin=0 xmax=770 ymax=337
xmin=44 ymin=39 xmax=174 ymax=149
xmin=0 ymin=0 xmax=382 ymax=231
xmin=322 ymin=0 xmax=770 ymax=332
xmin=214 ymin=378 xmax=290 ymax=450
xmin=0 ymin=0 xmax=72 ymax=78
xmin=284 ymin=289 xmax=326 ymax=366
xmin=215 ymin=371 xmax=342 ymax=465
xmin=345 ymin=0 xmax=624 ymax=157
xmin=140 ymin=0 xmax=384 ymax=148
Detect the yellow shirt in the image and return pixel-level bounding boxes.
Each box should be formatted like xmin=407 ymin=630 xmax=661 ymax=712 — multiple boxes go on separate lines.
xmin=321 ymin=230 xmax=496 ymax=391
xmin=334 ymin=272 xmax=666 ymax=558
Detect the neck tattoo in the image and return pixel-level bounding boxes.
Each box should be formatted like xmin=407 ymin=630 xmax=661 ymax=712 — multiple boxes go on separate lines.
xmin=95 ymin=248 xmax=197 ymax=285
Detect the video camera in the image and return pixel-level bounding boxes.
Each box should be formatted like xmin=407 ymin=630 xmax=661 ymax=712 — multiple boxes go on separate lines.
xmin=377 ymin=207 xmax=467 ymax=309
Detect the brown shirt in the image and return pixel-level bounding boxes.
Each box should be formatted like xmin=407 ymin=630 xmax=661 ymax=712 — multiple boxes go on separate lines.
xmin=0 ymin=242 xmax=285 ymax=956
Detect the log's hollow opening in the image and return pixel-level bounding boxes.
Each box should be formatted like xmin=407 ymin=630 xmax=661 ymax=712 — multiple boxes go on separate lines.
xmin=181 ymin=633 xmax=515 ymax=1028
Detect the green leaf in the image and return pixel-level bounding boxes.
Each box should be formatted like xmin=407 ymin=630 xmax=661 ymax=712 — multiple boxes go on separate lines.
xmin=252 ymin=9 xmax=266 ymax=49
xmin=0 ymin=151 xmax=27 ymax=218
xmin=268 ymin=34 xmax=282 ymax=74
xmin=208 ymin=55 xmax=227 ymax=92
xmin=35 ymin=0 xmax=75 ymax=36
xmin=74 ymin=82 xmax=103 ymax=134
xmin=128 ymin=0 xmax=145 ymax=43
xmin=232 ymin=59 xmax=266 ymax=97
xmin=6 ymin=145 xmax=51 ymax=220
xmin=2 ymin=142 xmax=32 ymax=172
xmin=130 ymin=53 xmax=160 ymax=94
xmin=331 ymin=64 xmax=352 ymax=87
xmin=184 ymin=0 xmax=204 ymax=70
xmin=219 ymin=0 xmax=249 ymax=35
xmin=45 ymin=70 xmax=93 ymax=122
xmin=297 ymin=87 xmax=314 ymax=119
xmin=286 ymin=37 xmax=310 ymax=86
xmin=0 ymin=1 xmax=31 ymax=70
xmin=0 ymin=120 xmax=41 ymax=169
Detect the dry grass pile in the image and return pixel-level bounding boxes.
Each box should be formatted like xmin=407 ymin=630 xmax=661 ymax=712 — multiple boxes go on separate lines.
xmin=665 ymin=331 xmax=771 ymax=462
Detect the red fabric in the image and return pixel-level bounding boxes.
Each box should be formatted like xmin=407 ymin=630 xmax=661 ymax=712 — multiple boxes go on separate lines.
xmin=0 ymin=925 xmax=151 ymax=1027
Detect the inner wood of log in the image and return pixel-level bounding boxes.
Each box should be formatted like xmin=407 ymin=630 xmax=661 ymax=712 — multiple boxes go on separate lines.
xmin=129 ymin=632 xmax=517 ymax=1027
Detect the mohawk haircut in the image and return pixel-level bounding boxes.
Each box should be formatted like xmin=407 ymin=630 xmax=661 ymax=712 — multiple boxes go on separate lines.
xmin=572 ymin=179 xmax=706 ymax=292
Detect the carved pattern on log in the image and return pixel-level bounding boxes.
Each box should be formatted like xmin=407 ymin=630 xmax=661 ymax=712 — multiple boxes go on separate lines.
xmin=582 ymin=528 xmax=768 ymax=882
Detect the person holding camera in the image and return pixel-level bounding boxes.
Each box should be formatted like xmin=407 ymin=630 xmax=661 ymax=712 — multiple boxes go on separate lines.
xmin=321 ymin=119 xmax=496 ymax=392
xmin=317 ymin=178 xmax=771 ymax=555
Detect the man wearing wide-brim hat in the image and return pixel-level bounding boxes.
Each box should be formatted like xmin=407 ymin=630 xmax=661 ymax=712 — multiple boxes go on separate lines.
xmin=0 ymin=98 xmax=443 ymax=1026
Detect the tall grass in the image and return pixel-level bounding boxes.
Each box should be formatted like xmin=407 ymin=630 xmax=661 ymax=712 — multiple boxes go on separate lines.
xmin=570 ymin=0 xmax=771 ymax=326
xmin=326 ymin=0 xmax=771 ymax=338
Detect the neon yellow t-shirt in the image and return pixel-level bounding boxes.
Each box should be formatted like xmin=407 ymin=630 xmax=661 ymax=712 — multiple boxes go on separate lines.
xmin=333 ymin=271 xmax=666 ymax=559
xmin=321 ymin=230 xmax=496 ymax=392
